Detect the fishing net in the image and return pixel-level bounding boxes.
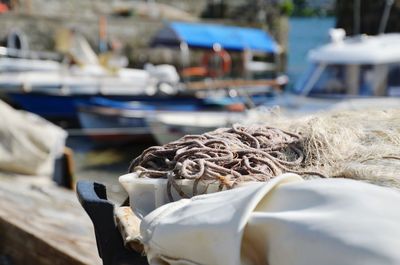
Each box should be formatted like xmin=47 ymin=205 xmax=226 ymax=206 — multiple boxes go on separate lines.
xmin=129 ymin=108 xmax=400 ymax=200
xmin=274 ymin=108 xmax=400 ymax=188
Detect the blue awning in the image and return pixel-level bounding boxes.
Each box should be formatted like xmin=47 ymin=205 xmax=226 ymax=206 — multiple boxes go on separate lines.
xmin=151 ymin=22 xmax=279 ymax=53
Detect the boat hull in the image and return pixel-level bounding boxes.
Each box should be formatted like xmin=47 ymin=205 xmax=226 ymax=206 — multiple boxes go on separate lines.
xmin=76 ymin=97 xmax=249 ymax=144
xmin=7 ymin=92 xmax=87 ymax=120
xmin=77 ymin=103 xmax=155 ymax=143
xmin=76 ymin=100 xmax=209 ymax=143
xmin=147 ymin=111 xmax=246 ymax=145
xmin=5 ymin=92 xmax=206 ymax=125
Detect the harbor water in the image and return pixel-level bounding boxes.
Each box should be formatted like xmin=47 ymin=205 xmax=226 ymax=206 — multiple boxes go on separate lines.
xmin=287 ymin=17 xmax=335 ymax=86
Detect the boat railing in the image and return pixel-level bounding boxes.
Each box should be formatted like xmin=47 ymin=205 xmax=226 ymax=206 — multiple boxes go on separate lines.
xmin=0 ymin=46 xmax=62 ymax=61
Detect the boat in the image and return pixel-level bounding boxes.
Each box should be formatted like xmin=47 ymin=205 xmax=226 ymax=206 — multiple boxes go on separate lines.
xmin=76 ymin=96 xmax=246 ymax=143
xmin=0 ymin=57 xmax=181 ymax=122
xmin=147 ymin=110 xmax=247 ymax=145
xmin=0 ymin=30 xmax=181 ymax=123
xmin=294 ymin=29 xmax=400 ymax=97
xmin=76 ymin=98 xmax=155 ymax=143
xmin=151 ymin=21 xmax=286 ymax=95
xmin=237 ymin=29 xmax=400 ymax=120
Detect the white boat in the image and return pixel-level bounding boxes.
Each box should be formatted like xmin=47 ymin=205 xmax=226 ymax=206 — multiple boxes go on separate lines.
xmin=147 ymin=110 xmax=247 ymax=145
xmin=0 ymin=45 xmax=178 ymax=97
xmin=295 ymin=29 xmax=400 ymax=97
xmin=0 ymin=65 xmax=158 ymax=95
xmin=0 ymin=46 xmax=62 ymax=73
xmin=0 ymin=57 xmax=61 ymax=73
xmin=0 ymin=29 xmax=180 ymax=97
xmin=0 ymin=33 xmax=180 ymax=121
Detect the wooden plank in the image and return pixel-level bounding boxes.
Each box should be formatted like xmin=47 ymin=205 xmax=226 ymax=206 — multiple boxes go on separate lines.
xmin=185 ymin=78 xmax=284 ymax=91
xmin=0 ymin=175 xmax=101 ymax=265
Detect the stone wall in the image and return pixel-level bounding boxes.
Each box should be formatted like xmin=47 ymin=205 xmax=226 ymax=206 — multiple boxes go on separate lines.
xmin=0 ymin=13 xmax=163 ymax=53
xmin=154 ymin=0 xmax=208 ymax=16
xmin=10 ymin=0 xmax=208 ymax=18
xmin=10 ymin=0 xmax=111 ymax=18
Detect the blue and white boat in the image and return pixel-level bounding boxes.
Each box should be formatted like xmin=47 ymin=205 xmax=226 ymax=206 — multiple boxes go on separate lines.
xmin=76 ymin=96 xmax=246 ymax=142
xmin=0 ymin=31 xmax=181 ymax=123
xmin=0 ymin=62 xmax=181 ymax=123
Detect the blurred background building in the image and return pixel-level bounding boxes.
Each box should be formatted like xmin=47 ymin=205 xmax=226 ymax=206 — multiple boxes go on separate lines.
xmin=0 ymin=0 xmax=295 ymax=71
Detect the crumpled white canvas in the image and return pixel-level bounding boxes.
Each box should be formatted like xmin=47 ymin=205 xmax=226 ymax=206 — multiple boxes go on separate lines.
xmin=0 ymin=100 xmax=66 ymax=176
xmin=140 ymin=173 xmax=400 ymax=265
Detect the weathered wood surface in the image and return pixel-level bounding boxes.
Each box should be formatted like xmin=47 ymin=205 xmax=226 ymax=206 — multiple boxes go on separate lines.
xmin=0 ymin=175 xmax=101 ymax=265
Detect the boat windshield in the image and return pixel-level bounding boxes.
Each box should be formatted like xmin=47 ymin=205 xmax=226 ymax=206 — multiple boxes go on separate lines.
xmin=388 ymin=64 xmax=400 ymax=96
xmin=295 ymin=63 xmax=396 ymax=97
xmin=311 ymin=64 xmax=347 ymax=95
xmin=293 ymin=63 xmax=317 ymax=94
xmin=296 ymin=64 xmax=347 ymax=96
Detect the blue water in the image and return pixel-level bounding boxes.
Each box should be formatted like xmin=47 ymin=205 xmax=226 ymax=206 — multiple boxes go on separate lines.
xmin=287 ymin=17 xmax=336 ymax=87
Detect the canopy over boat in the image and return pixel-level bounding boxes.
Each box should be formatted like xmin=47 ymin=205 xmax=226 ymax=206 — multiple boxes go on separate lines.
xmin=151 ymin=21 xmax=279 ymax=53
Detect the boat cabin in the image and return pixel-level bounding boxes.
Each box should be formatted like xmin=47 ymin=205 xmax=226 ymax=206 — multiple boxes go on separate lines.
xmin=295 ymin=30 xmax=400 ymax=97
xmin=150 ymin=22 xmax=281 ymax=80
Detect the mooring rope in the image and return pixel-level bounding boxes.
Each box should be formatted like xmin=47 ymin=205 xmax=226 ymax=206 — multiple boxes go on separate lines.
xmin=129 ymin=124 xmax=326 ymax=201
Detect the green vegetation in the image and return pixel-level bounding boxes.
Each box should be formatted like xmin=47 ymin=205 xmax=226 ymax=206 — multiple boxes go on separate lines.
xmin=291 ymin=0 xmax=334 ymax=17
xmin=279 ymin=0 xmax=294 ymax=16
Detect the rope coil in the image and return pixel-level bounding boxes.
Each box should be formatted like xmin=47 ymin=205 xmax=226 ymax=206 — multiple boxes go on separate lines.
xmin=129 ymin=124 xmax=326 ymax=201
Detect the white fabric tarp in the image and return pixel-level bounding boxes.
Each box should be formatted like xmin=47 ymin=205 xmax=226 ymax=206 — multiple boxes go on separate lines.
xmin=140 ymin=174 xmax=400 ymax=265
xmin=0 ymin=100 xmax=67 ymax=176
